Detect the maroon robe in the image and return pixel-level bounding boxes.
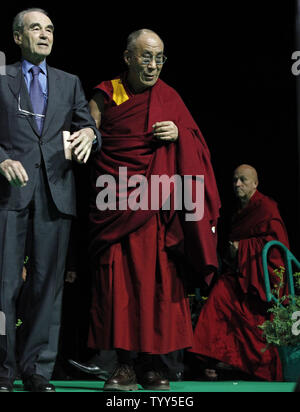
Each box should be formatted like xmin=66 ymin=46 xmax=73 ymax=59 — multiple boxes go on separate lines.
xmin=88 ymin=75 xmax=221 ymax=353
xmin=190 ymin=190 xmax=290 ymax=381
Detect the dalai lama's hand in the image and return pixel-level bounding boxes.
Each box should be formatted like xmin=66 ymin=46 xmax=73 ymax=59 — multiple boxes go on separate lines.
xmin=229 ymin=241 xmax=239 ymax=258
xmin=152 ymin=121 xmax=178 ymax=142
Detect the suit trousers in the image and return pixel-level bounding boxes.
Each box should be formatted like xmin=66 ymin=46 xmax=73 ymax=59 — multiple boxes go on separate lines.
xmin=0 ymin=165 xmax=72 ymax=382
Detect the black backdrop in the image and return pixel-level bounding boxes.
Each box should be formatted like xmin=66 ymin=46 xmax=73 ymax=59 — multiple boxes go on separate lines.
xmin=0 ymin=1 xmax=299 ymax=367
xmin=1 ymin=1 xmax=299 ymax=254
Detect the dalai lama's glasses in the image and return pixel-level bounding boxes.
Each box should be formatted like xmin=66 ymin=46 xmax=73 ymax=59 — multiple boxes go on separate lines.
xmin=138 ymin=54 xmax=168 ymax=66
xmin=18 ymin=95 xmax=46 ymax=119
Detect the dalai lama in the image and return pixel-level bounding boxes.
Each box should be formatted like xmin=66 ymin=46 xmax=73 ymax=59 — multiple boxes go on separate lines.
xmin=87 ymin=29 xmax=221 ymax=391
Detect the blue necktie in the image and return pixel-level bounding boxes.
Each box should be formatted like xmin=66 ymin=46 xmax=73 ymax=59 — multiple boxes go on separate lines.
xmin=29 ymin=66 xmax=46 ymax=134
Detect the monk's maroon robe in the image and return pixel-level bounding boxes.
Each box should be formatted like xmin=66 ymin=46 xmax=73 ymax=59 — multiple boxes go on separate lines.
xmin=88 ymin=75 xmax=221 ymax=353
xmin=190 ymin=191 xmax=290 ymax=380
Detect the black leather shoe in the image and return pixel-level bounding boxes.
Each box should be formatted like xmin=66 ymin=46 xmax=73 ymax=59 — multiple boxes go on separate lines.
xmin=68 ymin=359 xmax=109 ymax=380
xmin=0 ymin=383 xmax=13 ymax=392
xmin=68 ymin=359 xmax=102 ymax=375
xmin=139 ymin=370 xmax=170 ymax=390
xmin=23 ymin=374 xmax=56 ymax=393
xmin=103 ymin=364 xmax=138 ymax=391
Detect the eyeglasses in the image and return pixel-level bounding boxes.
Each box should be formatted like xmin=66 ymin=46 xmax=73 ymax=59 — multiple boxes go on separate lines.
xmin=138 ymin=54 xmax=167 ymax=66
xmin=18 ymin=95 xmax=46 ymax=119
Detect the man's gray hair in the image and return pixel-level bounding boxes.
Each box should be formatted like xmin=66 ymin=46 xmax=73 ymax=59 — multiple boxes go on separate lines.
xmin=126 ymin=29 xmax=164 ymax=52
xmin=13 ymin=8 xmax=49 ymax=33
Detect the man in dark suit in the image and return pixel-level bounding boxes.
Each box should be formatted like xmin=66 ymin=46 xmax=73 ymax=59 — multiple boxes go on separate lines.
xmin=0 ymin=8 xmax=101 ymax=392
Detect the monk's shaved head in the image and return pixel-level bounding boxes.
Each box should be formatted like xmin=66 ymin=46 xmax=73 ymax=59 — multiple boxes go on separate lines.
xmin=233 ymin=164 xmax=259 ymax=207
xmin=126 ymin=29 xmax=164 ymax=52
xmin=234 ymin=164 xmax=258 ymax=185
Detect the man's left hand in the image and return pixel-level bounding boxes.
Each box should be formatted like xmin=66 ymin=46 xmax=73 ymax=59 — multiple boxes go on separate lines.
xmin=152 ymin=121 xmax=178 ymax=142
xmin=69 ymin=128 xmax=95 ymax=164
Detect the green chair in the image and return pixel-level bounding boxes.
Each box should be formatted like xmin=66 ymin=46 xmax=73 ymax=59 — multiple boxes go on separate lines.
xmin=262 ymin=240 xmax=300 ymax=305
xmin=262 ymin=241 xmax=300 ymax=382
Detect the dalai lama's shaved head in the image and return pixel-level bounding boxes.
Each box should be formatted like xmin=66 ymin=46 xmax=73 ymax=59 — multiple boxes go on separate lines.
xmin=126 ymin=29 xmax=164 ymax=53
xmin=233 ymin=164 xmax=259 ymax=206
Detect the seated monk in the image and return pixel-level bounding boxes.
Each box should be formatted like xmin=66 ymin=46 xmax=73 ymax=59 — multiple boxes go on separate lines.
xmin=87 ymin=29 xmax=221 ymax=391
xmin=189 ymin=164 xmax=290 ymax=381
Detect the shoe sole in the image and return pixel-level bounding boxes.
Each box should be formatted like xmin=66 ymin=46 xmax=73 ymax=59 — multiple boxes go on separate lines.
xmin=24 ymin=388 xmax=56 ymax=392
xmin=103 ymin=383 xmax=139 ymax=391
xmin=23 ymin=385 xmax=56 ymax=392
xmin=141 ymin=384 xmax=170 ymax=390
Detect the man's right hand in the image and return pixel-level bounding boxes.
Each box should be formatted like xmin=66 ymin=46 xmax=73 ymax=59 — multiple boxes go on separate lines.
xmin=0 ymin=159 xmax=29 ymax=187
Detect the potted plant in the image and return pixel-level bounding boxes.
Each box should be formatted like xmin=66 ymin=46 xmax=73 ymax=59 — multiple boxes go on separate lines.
xmin=258 ymin=267 xmax=300 ymax=381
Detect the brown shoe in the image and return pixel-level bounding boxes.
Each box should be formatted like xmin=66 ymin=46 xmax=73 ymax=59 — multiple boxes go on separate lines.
xmin=103 ymin=364 xmax=138 ymax=391
xmin=140 ymin=370 xmax=170 ymax=390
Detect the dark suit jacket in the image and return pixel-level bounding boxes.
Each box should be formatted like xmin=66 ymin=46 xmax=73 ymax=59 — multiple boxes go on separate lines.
xmin=0 ymin=62 xmax=101 ymax=216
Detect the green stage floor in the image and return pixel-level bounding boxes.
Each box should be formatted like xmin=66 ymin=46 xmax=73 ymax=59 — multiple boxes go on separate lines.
xmin=13 ymin=380 xmax=297 ymax=392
